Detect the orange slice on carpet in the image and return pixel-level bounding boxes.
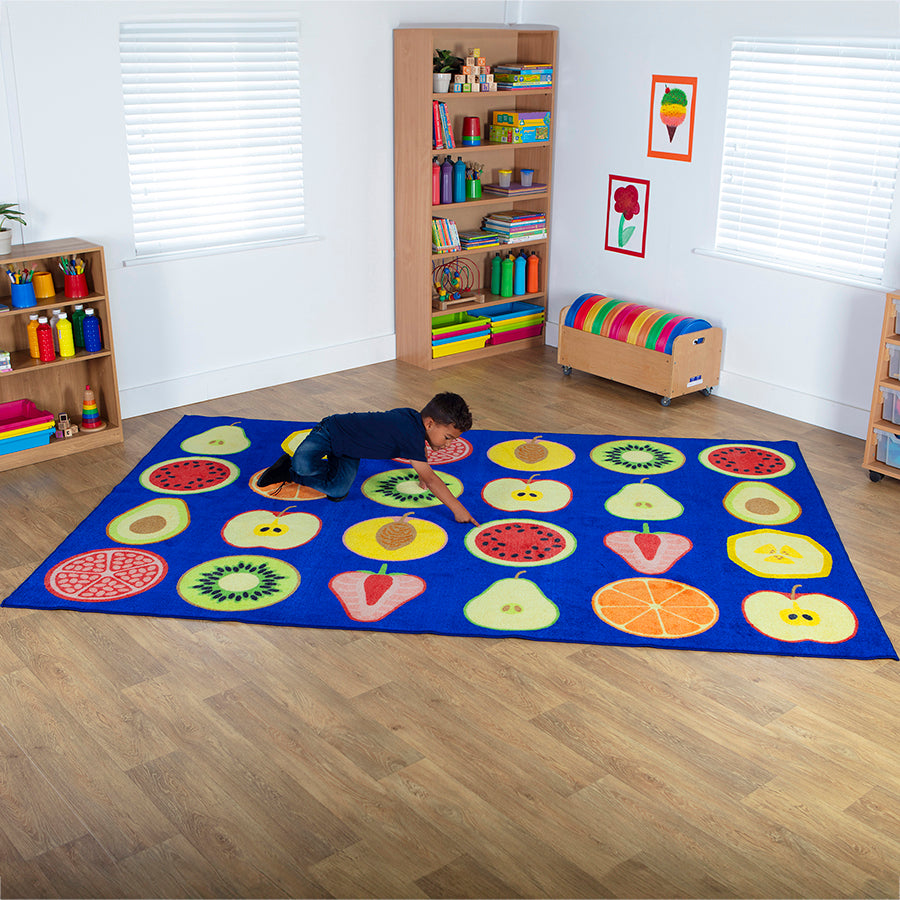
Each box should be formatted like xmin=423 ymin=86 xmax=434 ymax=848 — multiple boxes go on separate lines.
xmin=249 ymin=470 xmax=326 ymax=501
xmin=592 ymin=577 xmax=719 ymax=638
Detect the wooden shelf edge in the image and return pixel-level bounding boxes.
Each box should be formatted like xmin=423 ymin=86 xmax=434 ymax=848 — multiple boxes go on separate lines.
xmin=0 ymin=424 xmax=123 ymax=472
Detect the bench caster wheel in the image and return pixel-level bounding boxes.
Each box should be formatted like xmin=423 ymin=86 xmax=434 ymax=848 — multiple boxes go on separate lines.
xmin=869 ymin=470 xmax=885 ymax=482
xmin=660 ymin=396 xmax=671 ymax=407
xmin=562 ymin=365 xmax=572 ymax=376
xmin=702 ymin=387 xmax=713 ymax=396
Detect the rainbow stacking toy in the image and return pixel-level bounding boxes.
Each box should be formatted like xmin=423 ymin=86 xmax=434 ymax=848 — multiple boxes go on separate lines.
xmin=558 ymin=293 xmax=722 ymax=406
xmin=80 ymin=384 xmax=106 ymax=431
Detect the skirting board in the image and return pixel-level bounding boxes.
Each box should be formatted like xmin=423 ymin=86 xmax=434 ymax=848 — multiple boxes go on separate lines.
xmin=120 ymin=334 xmax=396 ymax=419
xmin=544 ymin=321 xmax=868 ymax=440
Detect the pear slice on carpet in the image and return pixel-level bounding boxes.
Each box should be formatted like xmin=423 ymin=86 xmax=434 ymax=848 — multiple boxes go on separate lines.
xmin=464 ymin=571 xmax=560 ymax=631
xmin=180 ymin=422 xmax=251 ymax=455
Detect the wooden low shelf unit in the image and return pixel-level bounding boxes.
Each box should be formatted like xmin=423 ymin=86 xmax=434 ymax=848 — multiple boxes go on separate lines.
xmin=557 ymin=306 xmax=722 ymax=405
xmin=863 ymin=291 xmax=900 ymax=482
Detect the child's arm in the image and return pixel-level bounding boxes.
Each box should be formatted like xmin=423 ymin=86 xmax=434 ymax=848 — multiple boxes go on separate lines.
xmin=410 ymin=459 xmax=479 ymax=525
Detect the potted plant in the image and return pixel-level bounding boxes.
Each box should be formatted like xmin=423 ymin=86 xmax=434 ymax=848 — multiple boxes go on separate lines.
xmin=0 ymin=203 xmax=26 ymax=255
xmin=433 ymin=49 xmax=462 ymax=93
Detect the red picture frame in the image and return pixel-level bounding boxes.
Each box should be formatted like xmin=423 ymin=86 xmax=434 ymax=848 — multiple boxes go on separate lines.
xmin=605 ymin=175 xmax=650 ymax=258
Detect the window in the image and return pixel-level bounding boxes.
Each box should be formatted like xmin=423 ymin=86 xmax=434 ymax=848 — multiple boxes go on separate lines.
xmin=715 ymin=38 xmax=900 ymax=286
xmin=120 ymin=20 xmax=305 ymax=259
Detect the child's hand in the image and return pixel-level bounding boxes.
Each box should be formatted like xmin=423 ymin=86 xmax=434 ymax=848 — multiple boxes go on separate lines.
xmin=455 ymin=509 xmax=478 ymax=525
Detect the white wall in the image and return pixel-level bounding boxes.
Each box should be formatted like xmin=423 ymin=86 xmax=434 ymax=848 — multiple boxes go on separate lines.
xmin=525 ymin=0 xmax=900 ymax=437
xmin=0 ymin=0 xmax=508 ymax=417
xmin=1 ymin=0 xmax=897 ymax=436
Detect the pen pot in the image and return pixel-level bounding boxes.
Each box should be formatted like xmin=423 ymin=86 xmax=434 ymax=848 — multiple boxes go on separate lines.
xmin=32 ymin=271 xmax=55 ymax=299
xmin=64 ymin=273 xmax=89 ymax=299
xmin=10 ymin=282 xmax=36 ymax=308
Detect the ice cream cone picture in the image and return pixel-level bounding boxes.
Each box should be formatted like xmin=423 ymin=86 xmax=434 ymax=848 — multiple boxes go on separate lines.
xmin=81 ymin=383 xmax=106 ymax=431
xmin=647 ymin=75 xmax=697 ymax=162
xmin=660 ymin=86 xmax=687 ymax=142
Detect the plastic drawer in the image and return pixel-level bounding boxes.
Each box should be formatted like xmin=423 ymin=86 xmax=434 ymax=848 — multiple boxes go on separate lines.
xmin=874 ymin=427 xmax=900 ymax=468
xmin=880 ymin=385 xmax=900 ymax=425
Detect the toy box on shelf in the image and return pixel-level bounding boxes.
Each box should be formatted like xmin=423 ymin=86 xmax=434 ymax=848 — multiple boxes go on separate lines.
xmin=558 ymin=294 xmax=722 ymax=406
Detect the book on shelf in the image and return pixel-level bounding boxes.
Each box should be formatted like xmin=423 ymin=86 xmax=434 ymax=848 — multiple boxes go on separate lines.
xmin=432 ymin=100 xmax=455 ymax=150
xmin=432 ymin=216 xmax=460 ymax=253
xmin=458 ymin=230 xmax=502 ymax=249
xmin=493 ymin=73 xmax=553 ymax=83
xmin=493 ymin=64 xmax=554 ymax=73
xmin=482 ymin=181 xmax=548 ymax=197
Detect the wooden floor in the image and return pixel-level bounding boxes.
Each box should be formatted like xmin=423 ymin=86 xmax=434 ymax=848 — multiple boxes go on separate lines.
xmin=1 ymin=346 xmax=899 ymax=899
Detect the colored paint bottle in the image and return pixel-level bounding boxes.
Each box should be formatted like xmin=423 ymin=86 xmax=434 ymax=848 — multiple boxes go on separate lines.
xmin=490 ymin=253 xmax=501 ymax=295
xmin=49 ymin=308 xmax=62 ymax=352
xmin=500 ymin=254 xmax=514 ymax=298
xmin=513 ymin=252 xmax=526 ymax=295
xmin=440 ymin=156 xmax=453 ymax=204
xmin=27 ymin=314 xmax=41 ymax=359
xmin=36 ymin=317 xmax=55 ymax=362
xmin=526 ymin=251 xmax=539 ymax=294
xmin=82 ymin=308 xmax=102 ymax=352
xmin=71 ymin=304 xmax=86 ymax=349
xmin=453 ymin=156 xmax=466 ymax=203
xmin=56 ymin=312 xmax=76 ymax=358
xmin=432 ymin=158 xmax=441 ymax=205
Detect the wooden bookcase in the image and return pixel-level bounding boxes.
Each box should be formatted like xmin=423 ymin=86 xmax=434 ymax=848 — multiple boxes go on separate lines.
xmin=393 ymin=26 xmax=558 ymax=370
xmin=0 ymin=238 xmax=122 ymax=471
xmin=863 ymin=291 xmax=900 ymax=481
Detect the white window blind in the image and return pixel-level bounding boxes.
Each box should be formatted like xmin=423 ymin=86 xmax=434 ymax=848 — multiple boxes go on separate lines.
xmin=120 ymin=20 xmax=304 ymax=258
xmin=716 ymin=38 xmax=900 ymax=285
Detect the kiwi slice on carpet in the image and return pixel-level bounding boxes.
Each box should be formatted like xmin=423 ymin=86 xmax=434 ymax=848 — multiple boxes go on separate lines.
xmin=362 ymin=468 xmax=462 ymax=507
xmin=590 ymin=440 xmax=685 ymax=474
xmin=177 ymin=555 xmax=300 ymax=612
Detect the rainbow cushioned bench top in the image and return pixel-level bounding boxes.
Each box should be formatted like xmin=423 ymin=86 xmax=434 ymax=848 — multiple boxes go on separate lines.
xmin=564 ymin=293 xmax=712 ymax=355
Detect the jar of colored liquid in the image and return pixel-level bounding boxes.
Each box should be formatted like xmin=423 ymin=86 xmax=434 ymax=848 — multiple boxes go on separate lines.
xmin=82 ymin=308 xmax=102 ymax=352
xmin=27 ymin=314 xmax=40 ymax=359
xmin=56 ymin=313 xmax=76 ymax=358
xmin=36 ymin=317 xmax=55 ymax=362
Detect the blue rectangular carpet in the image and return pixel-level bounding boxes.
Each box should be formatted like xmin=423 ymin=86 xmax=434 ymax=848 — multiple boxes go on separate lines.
xmin=3 ymin=415 xmax=896 ymax=660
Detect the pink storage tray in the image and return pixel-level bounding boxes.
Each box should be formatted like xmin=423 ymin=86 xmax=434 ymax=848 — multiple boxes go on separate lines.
xmin=489 ymin=323 xmax=544 ymax=345
xmin=0 ymin=399 xmax=54 ymax=435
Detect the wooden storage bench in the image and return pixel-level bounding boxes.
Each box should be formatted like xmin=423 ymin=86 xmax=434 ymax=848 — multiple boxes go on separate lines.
xmin=558 ymin=304 xmax=722 ymax=406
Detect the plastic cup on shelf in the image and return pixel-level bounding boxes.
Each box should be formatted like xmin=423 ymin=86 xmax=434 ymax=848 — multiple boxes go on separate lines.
xmin=31 ymin=271 xmax=55 ymax=299
xmin=498 ymin=169 xmax=512 ymax=188
xmin=10 ymin=282 xmax=36 ymax=308
xmin=64 ymin=273 xmax=89 ymax=298
xmin=520 ymin=168 xmax=534 ymax=187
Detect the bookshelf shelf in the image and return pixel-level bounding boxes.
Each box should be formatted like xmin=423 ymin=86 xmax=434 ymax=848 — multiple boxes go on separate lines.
xmin=394 ymin=26 xmax=558 ymax=370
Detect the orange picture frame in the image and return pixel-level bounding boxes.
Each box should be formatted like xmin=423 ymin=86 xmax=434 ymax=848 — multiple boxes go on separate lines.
xmin=647 ymin=75 xmax=697 ymax=162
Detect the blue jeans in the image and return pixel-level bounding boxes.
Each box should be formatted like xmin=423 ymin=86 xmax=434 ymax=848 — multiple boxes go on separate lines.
xmin=290 ymin=419 xmax=359 ymax=498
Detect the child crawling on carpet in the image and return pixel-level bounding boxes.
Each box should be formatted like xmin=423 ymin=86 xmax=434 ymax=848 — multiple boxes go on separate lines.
xmin=257 ymin=391 xmax=479 ymax=524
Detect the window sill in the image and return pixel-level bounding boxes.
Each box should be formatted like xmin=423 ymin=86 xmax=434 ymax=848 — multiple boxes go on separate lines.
xmin=693 ymin=247 xmax=895 ymax=293
xmin=121 ymin=234 xmax=322 ymax=268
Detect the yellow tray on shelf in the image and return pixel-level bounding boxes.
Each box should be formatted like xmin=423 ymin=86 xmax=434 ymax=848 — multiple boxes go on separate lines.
xmin=432 ymin=334 xmax=490 ymax=358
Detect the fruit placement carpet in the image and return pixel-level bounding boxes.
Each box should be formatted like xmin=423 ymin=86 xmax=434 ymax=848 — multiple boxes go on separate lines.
xmin=4 ymin=416 xmax=896 ymax=660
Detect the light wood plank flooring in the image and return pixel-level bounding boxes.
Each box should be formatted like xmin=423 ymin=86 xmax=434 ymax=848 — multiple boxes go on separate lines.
xmin=1 ymin=346 xmax=898 ymax=899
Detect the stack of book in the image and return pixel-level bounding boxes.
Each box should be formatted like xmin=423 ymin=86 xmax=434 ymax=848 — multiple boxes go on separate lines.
xmin=481 ymin=210 xmax=547 ymax=244
xmin=432 ymin=216 xmax=460 ymax=253
xmin=483 ymin=181 xmax=547 ymax=198
xmin=493 ymin=64 xmax=553 ymax=90
xmin=432 ymin=101 xmax=455 ymax=150
xmin=458 ymin=229 xmax=501 ymax=250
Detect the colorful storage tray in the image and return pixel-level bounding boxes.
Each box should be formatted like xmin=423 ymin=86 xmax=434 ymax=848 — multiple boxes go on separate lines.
xmin=0 ymin=398 xmax=54 ymax=434
xmin=0 ymin=424 xmax=55 ymax=456
xmin=874 ymin=427 xmax=900 ymax=468
xmin=489 ymin=322 xmax=544 ymax=345
xmin=431 ymin=312 xmax=490 ymax=339
xmin=432 ymin=333 xmax=491 ymax=358
xmin=481 ymin=301 xmax=544 ymax=324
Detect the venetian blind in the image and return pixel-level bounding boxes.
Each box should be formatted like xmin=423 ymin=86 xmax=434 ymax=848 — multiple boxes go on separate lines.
xmin=715 ymin=38 xmax=900 ymax=285
xmin=120 ymin=20 xmax=304 ymax=258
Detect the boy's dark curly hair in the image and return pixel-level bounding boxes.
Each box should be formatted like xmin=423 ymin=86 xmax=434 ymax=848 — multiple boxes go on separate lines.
xmin=421 ymin=392 xmax=472 ymax=432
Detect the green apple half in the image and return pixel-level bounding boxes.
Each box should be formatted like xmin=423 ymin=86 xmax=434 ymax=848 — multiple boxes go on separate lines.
xmin=221 ymin=508 xmax=322 ymax=550
xmin=743 ymin=584 xmax=857 ymax=643
xmin=481 ymin=474 xmax=572 ymax=512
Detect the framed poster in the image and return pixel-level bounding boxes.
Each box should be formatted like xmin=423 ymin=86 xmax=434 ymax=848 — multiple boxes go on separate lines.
xmin=605 ymin=175 xmax=650 ymax=258
xmin=647 ymin=75 xmax=697 ymax=162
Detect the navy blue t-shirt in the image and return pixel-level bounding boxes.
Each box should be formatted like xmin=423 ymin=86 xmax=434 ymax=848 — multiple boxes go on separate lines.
xmin=323 ymin=408 xmax=428 ymax=461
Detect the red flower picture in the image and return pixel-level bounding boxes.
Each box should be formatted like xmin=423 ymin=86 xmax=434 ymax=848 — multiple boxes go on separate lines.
xmin=605 ymin=176 xmax=650 ymax=258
